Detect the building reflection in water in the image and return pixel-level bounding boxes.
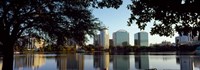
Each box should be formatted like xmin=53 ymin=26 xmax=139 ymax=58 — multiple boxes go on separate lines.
xmin=113 ymin=55 xmax=130 ymax=70
xmin=0 ymin=58 xmax=2 ymax=70
xmin=56 ymin=53 xmax=84 ymax=70
xmin=135 ymin=53 xmax=149 ymax=70
xmin=14 ymin=54 xmax=46 ymax=70
xmin=93 ymin=52 xmax=110 ymax=70
xmin=194 ymin=56 xmax=200 ymax=69
xmin=178 ymin=55 xmax=200 ymax=70
xmin=179 ymin=55 xmax=194 ymax=70
xmin=176 ymin=55 xmax=200 ymax=70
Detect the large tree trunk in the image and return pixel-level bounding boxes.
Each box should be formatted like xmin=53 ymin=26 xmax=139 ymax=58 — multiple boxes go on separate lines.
xmin=2 ymin=41 xmax=14 ymax=70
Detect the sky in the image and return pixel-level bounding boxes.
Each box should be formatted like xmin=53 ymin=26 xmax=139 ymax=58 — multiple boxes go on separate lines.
xmin=86 ymin=0 xmax=179 ymax=45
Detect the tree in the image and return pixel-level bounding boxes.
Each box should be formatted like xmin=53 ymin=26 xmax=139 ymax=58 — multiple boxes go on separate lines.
xmin=127 ymin=0 xmax=200 ymax=39
xmin=0 ymin=0 xmax=122 ymax=70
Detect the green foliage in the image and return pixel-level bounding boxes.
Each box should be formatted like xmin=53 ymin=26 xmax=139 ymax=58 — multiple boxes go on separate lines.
xmin=128 ymin=0 xmax=200 ymax=38
xmin=0 ymin=0 xmax=123 ymax=69
xmin=0 ymin=0 xmax=122 ymax=47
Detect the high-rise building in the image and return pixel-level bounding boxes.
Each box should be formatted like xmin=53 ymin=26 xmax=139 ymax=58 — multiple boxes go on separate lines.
xmin=134 ymin=31 xmax=148 ymax=47
xmin=113 ymin=29 xmax=129 ymax=47
xmin=94 ymin=34 xmax=100 ymax=46
xmin=94 ymin=28 xmax=109 ymax=49
xmin=175 ymin=32 xmax=199 ymax=46
xmin=109 ymin=39 xmax=113 ymax=47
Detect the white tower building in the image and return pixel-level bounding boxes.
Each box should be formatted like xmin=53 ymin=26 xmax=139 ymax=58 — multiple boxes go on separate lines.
xmin=99 ymin=28 xmax=109 ymax=49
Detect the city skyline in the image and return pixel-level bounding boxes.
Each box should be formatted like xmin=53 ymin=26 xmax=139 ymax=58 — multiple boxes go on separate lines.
xmin=1 ymin=0 xmax=200 ymax=70
xmin=87 ymin=0 xmax=179 ymax=45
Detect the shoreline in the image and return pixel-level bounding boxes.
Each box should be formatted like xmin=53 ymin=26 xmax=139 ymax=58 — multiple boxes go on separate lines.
xmin=12 ymin=51 xmax=197 ymax=55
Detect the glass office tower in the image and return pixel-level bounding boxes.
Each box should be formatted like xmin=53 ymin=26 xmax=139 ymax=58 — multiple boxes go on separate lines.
xmin=134 ymin=31 xmax=148 ymax=47
xmin=113 ymin=29 xmax=129 ymax=47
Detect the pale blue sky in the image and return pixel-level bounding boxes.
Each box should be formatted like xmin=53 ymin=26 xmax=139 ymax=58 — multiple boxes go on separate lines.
xmin=87 ymin=0 xmax=178 ymax=45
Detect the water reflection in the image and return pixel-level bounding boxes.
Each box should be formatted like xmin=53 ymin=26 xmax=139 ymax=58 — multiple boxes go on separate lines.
xmin=194 ymin=56 xmax=200 ymax=69
xmin=14 ymin=54 xmax=46 ymax=70
xmin=0 ymin=59 xmax=2 ymax=69
xmin=135 ymin=54 xmax=149 ymax=69
xmin=179 ymin=55 xmax=194 ymax=70
xmin=113 ymin=55 xmax=130 ymax=70
xmin=93 ymin=52 xmax=109 ymax=70
xmin=0 ymin=52 xmax=199 ymax=70
xmin=56 ymin=54 xmax=84 ymax=70
xmin=177 ymin=55 xmax=200 ymax=70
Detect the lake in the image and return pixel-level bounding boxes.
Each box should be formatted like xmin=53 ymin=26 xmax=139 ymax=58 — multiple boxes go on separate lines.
xmin=0 ymin=52 xmax=200 ymax=70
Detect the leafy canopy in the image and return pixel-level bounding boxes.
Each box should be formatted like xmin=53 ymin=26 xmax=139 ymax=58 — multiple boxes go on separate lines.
xmin=0 ymin=0 xmax=123 ymax=46
xmin=128 ymin=0 xmax=200 ymax=38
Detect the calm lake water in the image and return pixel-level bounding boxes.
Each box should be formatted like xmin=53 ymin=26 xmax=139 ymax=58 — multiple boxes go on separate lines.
xmin=0 ymin=52 xmax=200 ymax=70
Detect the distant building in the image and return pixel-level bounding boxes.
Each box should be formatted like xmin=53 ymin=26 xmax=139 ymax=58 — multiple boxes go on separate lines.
xmin=113 ymin=29 xmax=129 ymax=47
xmin=94 ymin=34 xmax=100 ymax=46
xmin=94 ymin=28 xmax=109 ymax=49
xmin=150 ymin=41 xmax=175 ymax=47
xmin=175 ymin=32 xmax=200 ymax=46
xmin=16 ymin=36 xmax=45 ymax=50
xmin=175 ymin=35 xmax=192 ymax=45
xmin=99 ymin=28 xmax=109 ymax=49
xmin=109 ymin=39 xmax=113 ymax=47
xmin=161 ymin=41 xmax=172 ymax=46
xmin=134 ymin=31 xmax=149 ymax=47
